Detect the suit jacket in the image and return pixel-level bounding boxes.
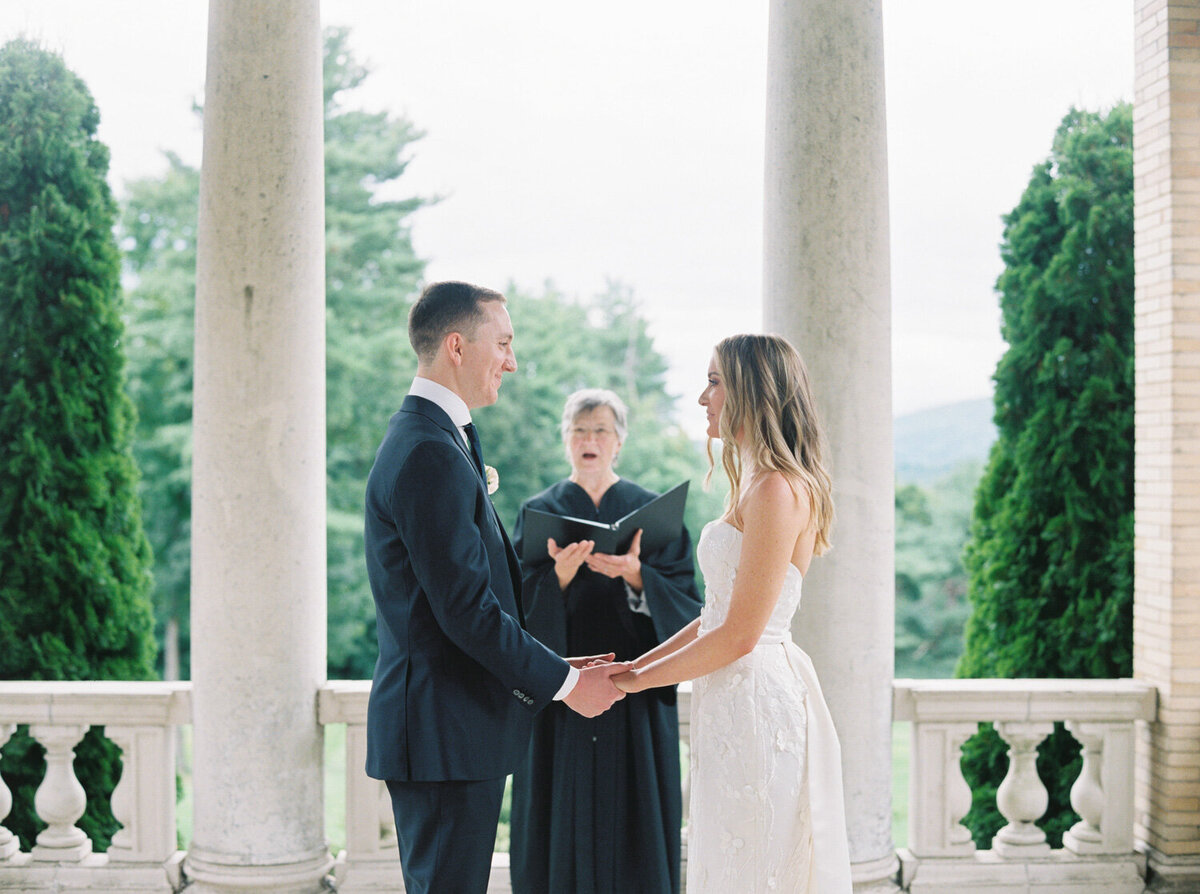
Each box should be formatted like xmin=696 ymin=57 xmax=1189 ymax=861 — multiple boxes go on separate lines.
xmin=364 ymin=395 xmax=569 ymax=781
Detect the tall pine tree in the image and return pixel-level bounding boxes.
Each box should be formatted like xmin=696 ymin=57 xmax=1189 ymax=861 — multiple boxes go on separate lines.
xmin=0 ymin=38 xmax=157 ymax=849
xmin=957 ymin=103 xmax=1134 ymax=846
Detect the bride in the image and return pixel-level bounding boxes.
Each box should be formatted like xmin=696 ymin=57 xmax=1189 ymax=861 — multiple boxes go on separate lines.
xmin=612 ymin=334 xmax=852 ymax=893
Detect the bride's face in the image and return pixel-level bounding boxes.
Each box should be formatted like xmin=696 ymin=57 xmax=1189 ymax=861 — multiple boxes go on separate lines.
xmin=698 ymin=356 xmax=725 ymax=440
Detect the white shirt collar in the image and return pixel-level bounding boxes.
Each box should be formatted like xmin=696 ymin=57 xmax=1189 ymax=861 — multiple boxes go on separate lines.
xmin=409 ymin=376 xmax=472 ymax=429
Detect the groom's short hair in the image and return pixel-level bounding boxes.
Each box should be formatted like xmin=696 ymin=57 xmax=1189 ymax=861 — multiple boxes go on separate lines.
xmin=408 ymin=281 xmax=506 ymax=364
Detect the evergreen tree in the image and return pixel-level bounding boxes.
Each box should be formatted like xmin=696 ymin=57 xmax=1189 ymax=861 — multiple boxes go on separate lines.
xmin=957 ymin=104 xmax=1134 ymax=847
xmin=0 ymin=38 xmax=157 ymax=849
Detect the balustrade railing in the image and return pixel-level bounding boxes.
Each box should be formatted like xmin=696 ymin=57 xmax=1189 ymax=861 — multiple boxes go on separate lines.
xmin=318 ymin=680 xmax=691 ymax=892
xmin=0 ymin=678 xmax=1158 ymax=893
xmin=894 ymin=678 xmax=1156 ymax=894
xmin=0 ymin=681 xmax=189 ymax=892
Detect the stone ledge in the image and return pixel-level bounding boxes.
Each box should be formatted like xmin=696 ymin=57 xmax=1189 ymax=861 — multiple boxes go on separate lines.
xmin=894 ymin=679 xmax=1158 ymax=724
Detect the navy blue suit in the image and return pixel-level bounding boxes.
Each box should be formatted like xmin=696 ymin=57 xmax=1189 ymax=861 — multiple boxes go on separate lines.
xmin=364 ymin=395 xmax=568 ymax=890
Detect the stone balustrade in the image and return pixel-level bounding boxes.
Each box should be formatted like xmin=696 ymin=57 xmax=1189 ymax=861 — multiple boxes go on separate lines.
xmin=0 ymin=678 xmax=1159 ymax=893
xmin=894 ymin=678 xmax=1157 ymax=894
xmin=0 ymin=681 xmax=190 ymax=892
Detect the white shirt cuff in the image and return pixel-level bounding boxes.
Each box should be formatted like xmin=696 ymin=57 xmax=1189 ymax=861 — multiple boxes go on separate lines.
xmin=553 ymin=664 xmax=580 ymax=700
xmin=625 ymin=581 xmax=651 ymax=616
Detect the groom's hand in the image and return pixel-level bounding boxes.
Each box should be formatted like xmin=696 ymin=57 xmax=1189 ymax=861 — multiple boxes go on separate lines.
xmin=563 ymin=661 xmax=630 ymax=718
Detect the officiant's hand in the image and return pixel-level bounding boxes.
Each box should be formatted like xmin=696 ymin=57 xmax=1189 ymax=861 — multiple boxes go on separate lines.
xmin=548 ymin=537 xmax=594 ymax=590
xmin=585 ymin=528 xmax=643 ymax=591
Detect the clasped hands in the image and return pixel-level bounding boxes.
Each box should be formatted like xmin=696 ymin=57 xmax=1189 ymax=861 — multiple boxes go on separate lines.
xmin=561 ymin=653 xmax=631 ymax=718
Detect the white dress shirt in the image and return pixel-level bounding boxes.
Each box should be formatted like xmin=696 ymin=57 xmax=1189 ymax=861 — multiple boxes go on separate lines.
xmin=407 ymin=377 xmax=579 ymax=700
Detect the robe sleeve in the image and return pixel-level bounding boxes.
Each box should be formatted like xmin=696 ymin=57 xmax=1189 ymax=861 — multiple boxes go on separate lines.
xmin=636 ymin=523 xmax=703 ymax=646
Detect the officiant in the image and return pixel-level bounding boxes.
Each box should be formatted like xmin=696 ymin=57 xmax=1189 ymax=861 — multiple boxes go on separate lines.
xmin=510 ymin=388 xmax=702 ymax=894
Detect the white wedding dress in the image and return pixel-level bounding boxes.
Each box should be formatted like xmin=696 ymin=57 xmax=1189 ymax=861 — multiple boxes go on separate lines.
xmin=687 ymin=520 xmax=852 ymax=894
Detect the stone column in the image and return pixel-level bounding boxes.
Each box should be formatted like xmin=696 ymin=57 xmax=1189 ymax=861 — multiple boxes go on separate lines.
xmin=763 ymin=0 xmax=898 ymax=889
xmin=185 ymin=2 xmax=330 ymax=892
xmin=1133 ymin=1 xmax=1200 ymax=890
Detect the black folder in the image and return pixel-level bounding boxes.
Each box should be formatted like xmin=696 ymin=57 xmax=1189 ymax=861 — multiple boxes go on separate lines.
xmin=520 ymin=481 xmax=689 ymax=565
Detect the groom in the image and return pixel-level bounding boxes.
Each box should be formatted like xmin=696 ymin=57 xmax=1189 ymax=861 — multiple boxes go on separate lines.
xmin=363 ymin=281 xmax=627 ymax=893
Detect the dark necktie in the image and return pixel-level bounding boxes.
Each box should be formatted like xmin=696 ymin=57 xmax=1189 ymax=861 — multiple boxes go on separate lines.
xmin=463 ymin=422 xmax=485 ymax=480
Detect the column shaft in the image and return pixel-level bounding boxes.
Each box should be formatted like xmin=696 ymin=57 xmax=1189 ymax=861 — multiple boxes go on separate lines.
xmin=187 ymin=1 xmax=329 ymax=890
xmin=763 ymin=0 xmax=898 ymax=887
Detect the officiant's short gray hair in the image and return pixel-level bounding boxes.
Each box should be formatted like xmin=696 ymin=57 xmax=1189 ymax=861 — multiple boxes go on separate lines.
xmin=561 ymin=388 xmax=629 ymax=443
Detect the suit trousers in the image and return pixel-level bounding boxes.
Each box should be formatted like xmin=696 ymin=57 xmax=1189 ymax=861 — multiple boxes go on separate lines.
xmin=386 ymin=776 xmax=507 ymax=894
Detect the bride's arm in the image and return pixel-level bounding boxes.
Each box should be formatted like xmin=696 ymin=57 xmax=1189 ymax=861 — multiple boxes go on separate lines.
xmin=624 ymin=617 xmax=702 ymax=672
xmin=613 ymin=474 xmax=808 ymax=693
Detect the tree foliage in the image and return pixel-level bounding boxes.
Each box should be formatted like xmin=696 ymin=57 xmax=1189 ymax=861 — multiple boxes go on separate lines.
xmin=894 ymin=463 xmax=976 ymax=679
xmin=957 ymin=104 xmax=1134 ymax=847
xmin=0 ymin=38 xmax=157 ymax=849
xmin=120 ymin=153 xmax=198 ymax=680
xmin=322 ymin=27 xmax=428 ymax=677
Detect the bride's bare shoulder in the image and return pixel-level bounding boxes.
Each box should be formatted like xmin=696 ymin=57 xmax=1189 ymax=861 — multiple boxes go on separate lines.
xmin=744 ymin=470 xmax=805 ymax=508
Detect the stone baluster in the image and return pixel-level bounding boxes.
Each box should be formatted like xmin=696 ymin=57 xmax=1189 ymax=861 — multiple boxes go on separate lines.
xmin=908 ymin=722 xmax=978 ymax=857
xmin=0 ymin=724 xmax=18 ymax=860
xmin=342 ymin=723 xmax=396 ymax=861
xmin=1064 ymin=720 xmax=1136 ymax=854
xmin=105 ymin=724 xmax=178 ymax=862
xmin=327 ymin=720 xmax=399 ymax=890
xmin=29 ymin=724 xmax=91 ymax=861
xmin=993 ymin=721 xmax=1053 ymax=857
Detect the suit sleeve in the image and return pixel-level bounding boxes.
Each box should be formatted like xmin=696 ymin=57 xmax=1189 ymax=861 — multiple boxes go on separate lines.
xmin=389 ymin=439 xmax=568 ymax=707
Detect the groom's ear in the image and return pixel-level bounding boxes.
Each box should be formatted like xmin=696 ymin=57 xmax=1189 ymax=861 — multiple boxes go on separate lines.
xmin=443 ymin=331 xmax=466 ymax=366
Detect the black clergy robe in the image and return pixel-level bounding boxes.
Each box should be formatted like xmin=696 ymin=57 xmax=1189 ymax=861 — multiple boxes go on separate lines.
xmin=509 ymin=478 xmax=703 ymax=894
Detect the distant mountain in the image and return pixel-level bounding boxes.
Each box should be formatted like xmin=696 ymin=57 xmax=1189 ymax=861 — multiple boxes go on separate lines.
xmin=894 ymin=397 xmax=995 ymax=484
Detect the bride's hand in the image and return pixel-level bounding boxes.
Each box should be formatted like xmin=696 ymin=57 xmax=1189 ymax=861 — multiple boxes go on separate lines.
xmin=611 ymin=668 xmax=641 ymax=693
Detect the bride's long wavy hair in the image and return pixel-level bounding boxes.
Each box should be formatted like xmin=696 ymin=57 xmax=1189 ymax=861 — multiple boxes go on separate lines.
xmin=706 ymin=334 xmax=834 ymax=555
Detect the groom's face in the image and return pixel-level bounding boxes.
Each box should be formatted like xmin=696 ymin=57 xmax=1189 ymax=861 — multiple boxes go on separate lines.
xmin=459 ymin=300 xmax=517 ymax=409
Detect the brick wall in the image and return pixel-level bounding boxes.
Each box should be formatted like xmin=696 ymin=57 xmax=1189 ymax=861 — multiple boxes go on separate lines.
xmin=1133 ymin=0 xmax=1200 ymax=865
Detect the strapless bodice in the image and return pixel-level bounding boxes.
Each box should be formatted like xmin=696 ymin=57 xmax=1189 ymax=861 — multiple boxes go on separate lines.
xmin=696 ymin=520 xmax=802 ymax=644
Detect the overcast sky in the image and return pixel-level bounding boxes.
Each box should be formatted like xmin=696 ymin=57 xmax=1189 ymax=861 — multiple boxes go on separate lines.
xmin=3 ymin=1 xmax=1134 ymax=434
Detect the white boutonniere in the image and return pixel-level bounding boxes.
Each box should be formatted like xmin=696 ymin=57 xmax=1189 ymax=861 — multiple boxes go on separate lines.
xmin=485 ymin=465 xmax=499 ymax=495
